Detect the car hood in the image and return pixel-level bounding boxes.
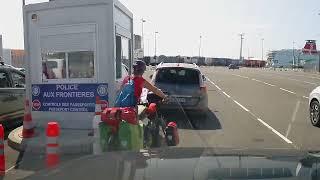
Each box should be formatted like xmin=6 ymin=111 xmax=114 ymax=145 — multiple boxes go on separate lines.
xmin=21 ymin=147 xmax=320 ymax=180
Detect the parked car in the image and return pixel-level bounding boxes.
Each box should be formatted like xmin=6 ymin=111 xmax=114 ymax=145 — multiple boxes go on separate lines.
xmin=0 ymin=62 xmax=25 ymax=122
xmin=309 ymin=86 xmax=320 ymax=127
xmin=150 ymin=63 xmax=208 ymax=115
xmin=228 ymin=64 xmax=240 ymax=69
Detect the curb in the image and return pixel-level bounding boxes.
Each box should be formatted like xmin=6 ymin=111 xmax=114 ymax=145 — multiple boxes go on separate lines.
xmin=8 ymin=126 xmax=94 ymax=155
xmin=7 ymin=126 xmax=24 ymax=152
xmin=8 ymin=108 xmax=151 ymax=154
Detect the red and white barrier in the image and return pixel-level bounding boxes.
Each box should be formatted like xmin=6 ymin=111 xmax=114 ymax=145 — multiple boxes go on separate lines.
xmin=0 ymin=124 xmax=5 ymax=175
xmin=46 ymin=122 xmax=60 ymax=168
xmin=22 ymin=100 xmax=35 ymax=138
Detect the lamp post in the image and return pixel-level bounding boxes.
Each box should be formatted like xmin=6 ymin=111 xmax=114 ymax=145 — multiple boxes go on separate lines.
xmin=154 ymin=32 xmax=159 ymax=57
xmin=141 ymin=18 xmax=146 ymax=57
xmin=239 ymin=33 xmax=244 ymax=62
xmin=199 ymin=35 xmax=202 ymax=58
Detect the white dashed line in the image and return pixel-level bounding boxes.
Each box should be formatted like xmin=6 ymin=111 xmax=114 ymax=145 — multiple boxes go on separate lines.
xmin=279 ymin=88 xmax=296 ymax=95
xmin=257 ymin=118 xmax=293 ymax=144
xmin=233 ymin=100 xmax=249 ymax=112
xmin=286 ymin=101 xmax=300 ymax=138
xmin=263 ymin=82 xmax=275 ymax=87
xmin=205 ymin=76 xmax=294 ymax=145
xmin=303 ymin=96 xmax=309 ymax=99
xmin=303 ymin=81 xmax=317 ymax=85
xmin=252 ymin=78 xmax=262 ymax=83
xmin=285 ymin=124 xmax=292 ymax=138
xmin=222 ymin=91 xmax=231 ymax=98
xmin=206 ymin=78 xmax=216 ymax=85
xmin=232 ymin=74 xmax=249 ymax=79
xmin=215 ymin=85 xmax=222 ymax=91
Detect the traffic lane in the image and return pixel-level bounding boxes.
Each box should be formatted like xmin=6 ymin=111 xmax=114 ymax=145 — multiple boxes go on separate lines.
xmin=232 ymin=69 xmax=316 ymax=99
xmin=245 ymin=68 xmax=320 ymax=85
xmin=200 ymin=83 xmax=294 ymax=149
xmin=203 ymin=69 xmax=308 ymax=149
xmin=205 ymin=68 xmax=320 ymax=151
xmin=163 ymin=79 xmax=294 ymax=150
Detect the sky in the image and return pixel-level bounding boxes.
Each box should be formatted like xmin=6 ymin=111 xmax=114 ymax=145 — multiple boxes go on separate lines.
xmin=1 ymin=0 xmax=320 ymax=59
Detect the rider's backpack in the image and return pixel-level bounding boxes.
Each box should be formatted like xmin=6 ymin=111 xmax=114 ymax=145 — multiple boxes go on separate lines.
xmin=115 ymin=78 xmax=136 ymax=107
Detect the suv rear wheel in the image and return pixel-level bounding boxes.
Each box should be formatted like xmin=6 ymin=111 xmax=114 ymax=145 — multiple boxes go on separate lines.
xmin=310 ymin=100 xmax=320 ymax=127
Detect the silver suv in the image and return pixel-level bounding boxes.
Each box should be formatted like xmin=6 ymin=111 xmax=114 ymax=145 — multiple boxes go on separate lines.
xmin=0 ymin=63 xmax=25 ymax=122
xmin=151 ymin=63 xmax=208 ymax=114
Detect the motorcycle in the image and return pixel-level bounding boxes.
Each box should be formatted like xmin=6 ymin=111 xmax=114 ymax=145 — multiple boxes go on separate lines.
xmin=99 ymin=93 xmax=179 ymax=152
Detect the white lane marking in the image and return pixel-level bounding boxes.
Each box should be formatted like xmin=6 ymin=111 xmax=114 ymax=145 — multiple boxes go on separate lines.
xmin=257 ymin=118 xmax=293 ymax=144
xmin=268 ymin=71 xmax=320 ymax=80
xmin=206 ymin=77 xmax=222 ymax=91
xmin=279 ymin=88 xmax=296 ymax=95
xmin=288 ymin=78 xmax=317 ymax=85
xmin=286 ymin=101 xmax=300 ymax=138
xmin=233 ymin=100 xmax=249 ymax=112
xmin=6 ymin=165 xmax=17 ymax=173
xmin=232 ymin=74 xmax=249 ymax=79
xmin=222 ymin=91 xmax=231 ymax=98
xmin=285 ymin=124 xmax=292 ymax=138
xmin=215 ymin=85 xmax=222 ymax=91
xmin=252 ymin=78 xmax=262 ymax=83
xmin=206 ymin=78 xmax=216 ymax=86
xmin=205 ymin=75 xmax=294 ymax=145
xmin=263 ymin=82 xmax=275 ymax=87
xmin=303 ymin=81 xmax=317 ymax=85
xmin=254 ymin=71 xmax=319 ymax=86
xmin=303 ymin=96 xmax=309 ymax=99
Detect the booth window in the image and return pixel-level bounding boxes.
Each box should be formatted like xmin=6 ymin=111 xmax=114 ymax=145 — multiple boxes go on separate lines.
xmin=68 ymin=51 xmax=94 ymax=78
xmin=42 ymin=51 xmax=94 ymax=81
xmin=115 ymin=35 xmax=130 ymax=79
xmin=42 ymin=52 xmax=66 ymax=79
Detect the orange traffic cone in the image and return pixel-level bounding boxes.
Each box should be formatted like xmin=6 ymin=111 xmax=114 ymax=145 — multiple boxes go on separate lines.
xmin=22 ymin=100 xmax=34 ymax=138
xmin=46 ymin=122 xmax=60 ymax=168
xmin=0 ymin=124 xmax=5 ymax=175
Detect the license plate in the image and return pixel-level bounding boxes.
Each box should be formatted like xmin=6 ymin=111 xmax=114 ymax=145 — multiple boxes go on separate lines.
xmin=169 ymin=98 xmax=186 ymax=103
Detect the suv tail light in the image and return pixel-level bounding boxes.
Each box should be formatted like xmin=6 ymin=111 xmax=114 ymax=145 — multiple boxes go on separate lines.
xmin=200 ymin=86 xmax=207 ymax=93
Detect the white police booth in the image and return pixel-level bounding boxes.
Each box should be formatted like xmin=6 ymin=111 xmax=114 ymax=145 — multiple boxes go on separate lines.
xmin=24 ymin=0 xmax=133 ymax=129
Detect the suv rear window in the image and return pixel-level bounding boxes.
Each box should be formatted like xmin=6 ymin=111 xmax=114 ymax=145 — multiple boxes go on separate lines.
xmin=156 ymin=68 xmax=200 ymax=85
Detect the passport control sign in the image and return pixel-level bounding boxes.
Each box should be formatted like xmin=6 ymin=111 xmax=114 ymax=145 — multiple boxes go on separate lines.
xmin=32 ymin=83 xmax=108 ymax=112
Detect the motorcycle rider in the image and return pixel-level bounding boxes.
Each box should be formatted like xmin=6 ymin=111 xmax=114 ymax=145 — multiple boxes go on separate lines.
xmin=119 ymin=60 xmax=167 ymax=105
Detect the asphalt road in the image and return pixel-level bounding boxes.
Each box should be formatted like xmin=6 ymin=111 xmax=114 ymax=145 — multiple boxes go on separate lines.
xmin=181 ymin=66 xmax=319 ymax=151
xmin=3 ymin=66 xmax=320 ymax=179
xmin=144 ymin=66 xmax=320 ymax=151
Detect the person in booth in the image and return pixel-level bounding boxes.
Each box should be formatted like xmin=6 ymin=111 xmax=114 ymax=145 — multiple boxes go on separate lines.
xmin=115 ymin=60 xmax=168 ymax=108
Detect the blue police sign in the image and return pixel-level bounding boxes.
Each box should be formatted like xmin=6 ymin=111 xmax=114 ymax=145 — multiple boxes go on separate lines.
xmin=31 ymin=83 xmax=108 ymax=112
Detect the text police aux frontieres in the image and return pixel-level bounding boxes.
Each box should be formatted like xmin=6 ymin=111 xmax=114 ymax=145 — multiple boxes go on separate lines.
xmin=43 ymin=84 xmax=94 ymax=98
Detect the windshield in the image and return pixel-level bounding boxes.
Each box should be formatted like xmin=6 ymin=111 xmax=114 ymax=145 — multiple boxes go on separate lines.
xmin=2 ymin=0 xmax=320 ymax=179
xmin=46 ymin=61 xmax=58 ymax=69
